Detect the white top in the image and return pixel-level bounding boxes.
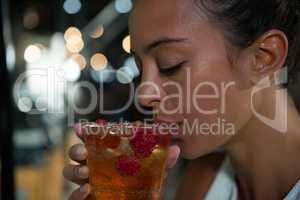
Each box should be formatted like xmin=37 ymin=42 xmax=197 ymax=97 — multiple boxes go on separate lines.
xmin=204 ymin=157 xmax=238 ymax=200
xmin=204 ymin=158 xmax=300 ymax=200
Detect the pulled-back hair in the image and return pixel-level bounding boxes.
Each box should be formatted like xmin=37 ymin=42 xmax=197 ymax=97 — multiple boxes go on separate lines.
xmin=195 ymin=0 xmax=300 ymax=109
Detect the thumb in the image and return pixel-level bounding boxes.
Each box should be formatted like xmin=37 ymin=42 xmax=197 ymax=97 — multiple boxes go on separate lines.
xmin=166 ymin=145 xmax=180 ymax=169
xmin=73 ymin=123 xmax=87 ymax=140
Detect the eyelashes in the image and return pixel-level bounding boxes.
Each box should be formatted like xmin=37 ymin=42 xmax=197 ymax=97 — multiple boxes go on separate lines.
xmin=134 ymin=59 xmax=187 ymax=77
xmin=159 ymin=61 xmax=187 ymax=75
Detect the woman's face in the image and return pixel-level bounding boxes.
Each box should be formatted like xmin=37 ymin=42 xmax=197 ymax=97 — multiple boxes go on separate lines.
xmin=129 ymin=0 xmax=254 ymax=159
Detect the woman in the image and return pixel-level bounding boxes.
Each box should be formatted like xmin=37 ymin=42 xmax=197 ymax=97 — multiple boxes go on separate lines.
xmin=63 ymin=0 xmax=300 ymax=199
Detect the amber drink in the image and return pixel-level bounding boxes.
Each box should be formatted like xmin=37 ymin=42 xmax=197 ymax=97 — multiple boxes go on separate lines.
xmin=83 ymin=122 xmax=171 ymax=200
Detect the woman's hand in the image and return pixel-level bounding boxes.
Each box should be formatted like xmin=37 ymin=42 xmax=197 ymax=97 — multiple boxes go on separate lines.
xmin=63 ymin=124 xmax=90 ymax=200
xmin=63 ymin=123 xmax=180 ymax=200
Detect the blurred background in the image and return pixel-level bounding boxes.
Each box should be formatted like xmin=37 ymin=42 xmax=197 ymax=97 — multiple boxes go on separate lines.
xmin=2 ymin=0 xmax=300 ymax=199
xmin=0 ymin=0 xmax=184 ymax=199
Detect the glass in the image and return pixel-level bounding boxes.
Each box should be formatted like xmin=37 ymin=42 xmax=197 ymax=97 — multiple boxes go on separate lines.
xmin=83 ymin=122 xmax=172 ymax=200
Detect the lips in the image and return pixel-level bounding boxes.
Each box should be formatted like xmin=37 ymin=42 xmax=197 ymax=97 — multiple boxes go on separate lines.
xmin=153 ymin=118 xmax=183 ymax=149
xmin=153 ymin=117 xmax=182 ymax=137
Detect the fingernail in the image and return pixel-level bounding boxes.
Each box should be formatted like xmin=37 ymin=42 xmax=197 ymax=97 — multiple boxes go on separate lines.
xmin=77 ymin=146 xmax=87 ymax=157
xmin=73 ymin=123 xmax=82 ymax=136
xmin=168 ymin=145 xmax=181 ymax=168
xmin=80 ymin=184 xmax=88 ymax=193
xmin=173 ymin=145 xmax=181 ymax=159
xmin=78 ymin=167 xmax=89 ymax=179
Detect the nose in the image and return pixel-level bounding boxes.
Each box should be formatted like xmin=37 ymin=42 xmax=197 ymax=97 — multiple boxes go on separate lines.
xmin=137 ymin=68 xmax=162 ymax=108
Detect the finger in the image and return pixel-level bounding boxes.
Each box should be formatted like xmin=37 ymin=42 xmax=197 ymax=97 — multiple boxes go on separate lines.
xmin=63 ymin=164 xmax=89 ymax=185
xmin=69 ymin=144 xmax=88 ymax=164
xmin=74 ymin=123 xmax=85 ymax=139
xmin=69 ymin=184 xmax=91 ymax=200
xmin=166 ymin=145 xmax=180 ymax=169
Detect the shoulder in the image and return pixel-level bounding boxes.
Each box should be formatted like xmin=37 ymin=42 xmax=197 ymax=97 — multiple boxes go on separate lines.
xmin=175 ymin=153 xmax=226 ymax=200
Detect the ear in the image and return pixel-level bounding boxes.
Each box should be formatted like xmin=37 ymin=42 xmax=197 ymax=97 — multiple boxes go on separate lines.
xmin=251 ymin=30 xmax=288 ymax=84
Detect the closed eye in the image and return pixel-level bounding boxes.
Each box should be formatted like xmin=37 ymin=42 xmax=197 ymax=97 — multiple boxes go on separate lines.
xmin=159 ymin=61 xmax=187 ymax=75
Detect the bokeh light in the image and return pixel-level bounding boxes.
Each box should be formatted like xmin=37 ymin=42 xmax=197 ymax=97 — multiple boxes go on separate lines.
xmin=66 ymin=36 xmax=84 ymax=53
xmin=70 ymin=54 xmax=86 ymax=70
xmin=35 ymin=98 xmax=47 ymax=112
xmin=64 ymin=27 xmax=84 ymax=53
xmin=114 ymin=0 xmax=133 ymax=13
xmin=64 ymin=27 xmax=82 ymax=42
xmin=24 ymin=44 xmax=42 ymax=63
xmin=90 ymin=67 xmax=115 ymax=83
xmin=90 ymin=53 xmax=108 ymax=71
xmin=116 ymin=57 xmax=140 ymax=84
xmin=124 ymin=57 xmax=140 ymax=77
xmin=63 ymin=0 xmax=82 ymax=14
xmin=122 ymin=35 xmax=131 ymax=54
xmin=89 ymin=25 xmax=104 ymax=39
xmin=23 ymin=9 xmax=39 ymax=29
xmin=116 ymin=67 xmax=134 ymax=84
xmin=62 ymin=59 xmax=81 ymax=82
xmin=17 ymin=97 xmax=33 ymax=113
xmin=6 ymin=44 xmax=16 ymax=72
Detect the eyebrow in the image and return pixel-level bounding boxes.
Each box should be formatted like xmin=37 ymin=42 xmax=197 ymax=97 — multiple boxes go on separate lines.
xmin=144 ymin=37 xmax=188 ymax=53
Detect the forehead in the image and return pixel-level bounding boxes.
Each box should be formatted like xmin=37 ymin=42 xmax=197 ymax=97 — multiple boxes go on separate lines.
xmin=129 ymin=0 xmax=201 ymax=50
xmin=131 ymin=0 xmax=192 ymax=19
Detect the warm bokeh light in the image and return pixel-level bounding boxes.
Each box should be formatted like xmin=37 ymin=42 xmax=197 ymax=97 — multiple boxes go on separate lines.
xmin=64 ymin=27 xmax=84 ymax=53
xmin=70 ymin=54 xmax=86 ymax=70
xmin=66 ymin=36 xmax=84 ymax=53
xmin=122 ymin=35 xmax=131 ymax=54
xmin=23 ymin=9 xmax=39 ymax=29
xmin=24 ymin=45 xmax=42 ymax=63
xmin=89 ymin=25 xmax=104 ymax=39
xmin=64 ymin=27 xmax=82 ymax=42
xmin=90 ymin=53 xmax=108 ymax=71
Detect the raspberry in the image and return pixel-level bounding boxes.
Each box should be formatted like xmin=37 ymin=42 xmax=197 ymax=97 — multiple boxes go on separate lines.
xmin=130 ymin=128 xmax=158 ymax=158
xmin=116 ymin=155 xmax=141 ymax=176
xmin=95 ymin=119 xmax=108 ymax=125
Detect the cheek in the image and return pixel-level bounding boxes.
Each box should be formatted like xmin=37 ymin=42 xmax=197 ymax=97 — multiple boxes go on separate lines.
xmin=179 ymin=88 xmax=253 ymax=159
xmin=180 ymin=62 xmax=234 ymax=124
xmin=177 ymin=59 xmax=253 ymax=152
xmin=160 ymin=84 xmax=183 ymax=111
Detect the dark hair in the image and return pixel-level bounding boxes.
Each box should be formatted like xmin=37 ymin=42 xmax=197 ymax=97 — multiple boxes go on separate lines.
xmin=195 ymin=0 xmax=300 ymax=108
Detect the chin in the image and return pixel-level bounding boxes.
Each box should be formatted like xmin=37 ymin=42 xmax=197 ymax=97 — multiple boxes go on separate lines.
xmin=180 ymin=154 xmax=200 ymax=160
xmin=179 ymin=146 xmax=212 ymax=160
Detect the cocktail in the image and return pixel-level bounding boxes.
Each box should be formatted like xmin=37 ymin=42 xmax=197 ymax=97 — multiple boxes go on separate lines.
xmin=83 ymin=121 xmax=172 ymax=200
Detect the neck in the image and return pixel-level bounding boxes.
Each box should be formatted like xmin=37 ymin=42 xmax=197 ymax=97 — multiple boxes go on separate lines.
xmin=225 ymin=87 xmax=300 ymax=200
